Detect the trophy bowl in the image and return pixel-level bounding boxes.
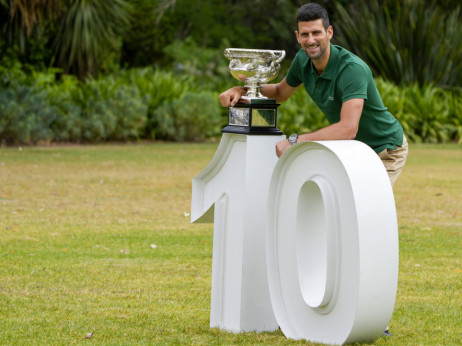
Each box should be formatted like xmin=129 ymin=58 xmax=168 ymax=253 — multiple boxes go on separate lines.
xmin=224 ymin=48 xmax=286 ymax=99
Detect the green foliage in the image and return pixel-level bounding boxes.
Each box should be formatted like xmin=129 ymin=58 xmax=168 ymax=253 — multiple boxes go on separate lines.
xmin=375 ymin=78 xmax=462 ymax=144
xmin=144 ymin=0 xmax=300 ymax=60
xmin=75 ymin=80 xmax=148 ymax=142
xmin=54 ymin=0 xmax=131 ymax=80
xmin=0 ymin=84 xmax=58 ymax=145
xmin=1 ymin=62 xmax=460 ymax=145
xmin=402 ymin=85 xmax=453 ymax=143
xmin=163 ymin=37 xmax=232 ymax=91
xmin=121 ymin=0 xmax=177 ymax=67
xmin=0 ymin=65 xmax=224 ymax=144
xmin=1 ymin=0 xmax=132 ymax=79
xmin=115 ymin=67 xmax=197 ymax=138
xmin=119 ymin=68 xmax=191 ymax=108
xmin=333 ymin=1 xmax=462 ymax=88
xmin=153 ymin=91 xmax=223 ymax=142
xmin=47 ymin=73 xmax=150 ymax=142
xmin=0 ymin=58 xmax=28 ymax=87
xmin=447 ymin=92 xmax=462 ymax=143
xmin=2 ymin=0 xmax=461 ymax=147
xmin=278 ymin=88 xmax=329 ymax=135
xmin=2 ymin=0 xmax=461 ymax=86
xmin=0 ymin=0 xmax=60 ymax=66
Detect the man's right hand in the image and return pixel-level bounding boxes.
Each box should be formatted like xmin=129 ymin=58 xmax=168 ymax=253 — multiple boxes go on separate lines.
xmin=219 ymin=86 xmax=248 ymax=107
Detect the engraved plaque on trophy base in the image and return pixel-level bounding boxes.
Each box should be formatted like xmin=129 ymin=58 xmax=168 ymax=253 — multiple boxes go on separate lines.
xmin=222 ymin=99 xmax=282 ymax=135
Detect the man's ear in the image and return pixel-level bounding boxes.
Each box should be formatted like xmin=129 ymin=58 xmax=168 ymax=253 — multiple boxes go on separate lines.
xmin=327 ymin=25 xmax=333 ymax=40
xmin=295 ymin=30 xmax=300 ymax=44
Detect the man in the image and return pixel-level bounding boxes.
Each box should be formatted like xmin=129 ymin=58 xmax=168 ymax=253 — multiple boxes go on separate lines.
xmin=219 ymin=3 xmax=408 ymax=186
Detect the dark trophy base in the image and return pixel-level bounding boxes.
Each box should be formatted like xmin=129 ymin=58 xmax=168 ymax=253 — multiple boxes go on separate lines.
xmin=222 ymin=125 xmax=283 ymax=135
xmin=222 ymin=99 xmax=283 ymax=136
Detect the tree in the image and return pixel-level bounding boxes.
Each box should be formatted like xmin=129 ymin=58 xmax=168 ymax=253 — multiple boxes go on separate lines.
xmin=1 ymin=0 xmax=131 ymax=80
xmin=54 ymin=0 xmax=131 ymax=80
xmin=0 ymin=0 xmax=60 ymax=65
xmin=333 ymin=0 xmax=462 ymax=88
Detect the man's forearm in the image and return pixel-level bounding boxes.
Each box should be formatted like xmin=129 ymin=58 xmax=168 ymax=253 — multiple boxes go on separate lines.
xmin=297 ymin=98 xmax=363 ymax=142
xmin=260 ymin=78 xmax=297 ymax=103
xmin=298 ymin=121 xmax=358 ymax=142
xmin=260 ymin=84 xmax=279 ymax=100
xmin=276 ymin=121 xmax=358 ymax=158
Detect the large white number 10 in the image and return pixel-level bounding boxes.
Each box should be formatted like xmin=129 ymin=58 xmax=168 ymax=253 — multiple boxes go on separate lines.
xmin=191 ymin=133 xmax=399 ymax=345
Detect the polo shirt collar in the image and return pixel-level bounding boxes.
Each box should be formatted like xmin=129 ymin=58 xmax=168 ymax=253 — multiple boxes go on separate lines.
xmin=310 ymin=43 xmax=338 ymax=80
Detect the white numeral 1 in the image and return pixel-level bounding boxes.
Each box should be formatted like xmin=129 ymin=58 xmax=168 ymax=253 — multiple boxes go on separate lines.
xmin=191 ymin=133 xmax=284 ymax=332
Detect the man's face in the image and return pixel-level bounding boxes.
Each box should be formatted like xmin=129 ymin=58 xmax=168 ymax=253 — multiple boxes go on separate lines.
xmin=295 ymin=19 xmax=333 ymax=61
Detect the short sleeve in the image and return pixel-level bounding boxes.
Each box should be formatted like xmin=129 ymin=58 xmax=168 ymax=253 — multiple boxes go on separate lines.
xmin=337 ymin=63 xmax=369 ymax=103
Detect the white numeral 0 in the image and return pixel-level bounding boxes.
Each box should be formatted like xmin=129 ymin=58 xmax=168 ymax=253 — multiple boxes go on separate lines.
xmin=267 ymin=141 xmax=398 ymax=344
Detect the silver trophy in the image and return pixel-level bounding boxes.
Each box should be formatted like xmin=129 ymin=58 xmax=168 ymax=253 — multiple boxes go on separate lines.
xmin=222 ymin=48 xmax=285 ymax=135
xmin=224 ymin=48 xmax=286 ymax=99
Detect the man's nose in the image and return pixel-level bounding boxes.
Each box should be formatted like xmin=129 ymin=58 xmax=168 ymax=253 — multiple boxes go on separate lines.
xmin=306 ymin=34 xmax=315 ymax=45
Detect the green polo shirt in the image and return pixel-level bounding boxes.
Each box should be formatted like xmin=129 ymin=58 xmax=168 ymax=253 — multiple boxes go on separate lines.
xmin=286 ymin=44 xmax=403 ymax=153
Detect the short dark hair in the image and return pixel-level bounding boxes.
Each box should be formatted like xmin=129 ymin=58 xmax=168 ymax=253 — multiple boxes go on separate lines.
xmin=296 ymin=3 xmax=330 ymax=30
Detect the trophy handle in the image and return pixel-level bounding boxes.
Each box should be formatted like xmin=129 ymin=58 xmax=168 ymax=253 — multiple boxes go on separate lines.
xmin=275 ymin=51 xmax=286 ymax=63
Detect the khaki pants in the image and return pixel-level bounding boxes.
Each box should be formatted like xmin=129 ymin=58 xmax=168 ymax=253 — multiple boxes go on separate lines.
xmin=378 ymin=135 xmax=408 ymax=187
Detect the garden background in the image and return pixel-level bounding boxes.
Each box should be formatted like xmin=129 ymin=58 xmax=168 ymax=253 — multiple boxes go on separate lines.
xmin=0 ymin=0 xmax=461 ymax=145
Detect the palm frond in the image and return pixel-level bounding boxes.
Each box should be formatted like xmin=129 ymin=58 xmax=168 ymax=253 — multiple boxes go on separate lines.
xmin=54 ymin=0 xmax=131 ymax=79
xmin=333 ymin=1 xmax=462 ymax=88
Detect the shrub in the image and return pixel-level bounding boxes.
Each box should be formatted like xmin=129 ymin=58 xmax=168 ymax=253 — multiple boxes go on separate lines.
xmin=1 ymin=64 xmax=460 ymax=145
xmin=374 ymin=77 xmax=409 ymax=135
xmin=0 ymin=84 xmax=59 ymax=144
xmin=79 ymin=79 xmax=149 ymax=141
xmin=118 ymin=67 xmax=192 ymax=109
xmin=401 ymin=84 xmax=454 ymax=143
xmin=447 ymin=91 xmax=462 ymax=143
xmin=162 ymin=37 xmax=233 ymax=91
xmin=116 ymin=68 xmax=195 ymax=138
xmin=376 ymin=78 xmax=460 ymax=143
xmin=278 ymin=88 xmax=329 ymax=135
xmin=47 ymin=74 xmax=150 ymax=142
xmin=46 ymin=75 xmax=85 ymax=141
xmin=0 ymin=60 xmax=28 ymax=88
xmin=153 ymin=91 xmax=223 ymax=141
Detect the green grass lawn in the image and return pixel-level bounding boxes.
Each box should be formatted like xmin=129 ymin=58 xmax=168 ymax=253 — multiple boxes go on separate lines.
xmin=0 ymin=142 xmax=461 ymax=345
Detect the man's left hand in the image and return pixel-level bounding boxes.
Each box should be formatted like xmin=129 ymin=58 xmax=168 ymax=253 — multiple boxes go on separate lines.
xmin=276 ymin=139 xmax=292 ymax=158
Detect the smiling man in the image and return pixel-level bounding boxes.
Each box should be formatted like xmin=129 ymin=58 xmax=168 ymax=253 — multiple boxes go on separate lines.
xmin=219 ymin=3 xmax=408 ymax=187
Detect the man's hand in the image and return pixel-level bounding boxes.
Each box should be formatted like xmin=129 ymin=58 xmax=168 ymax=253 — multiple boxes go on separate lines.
xmin=276 ymin=139 xmax=292 ymax=158
xmin=219 ymin=86 xmax=248 ymax=107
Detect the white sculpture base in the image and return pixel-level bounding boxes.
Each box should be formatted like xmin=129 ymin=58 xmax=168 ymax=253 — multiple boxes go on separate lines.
xmin=191 ymin=133 xmax=284 ymax=332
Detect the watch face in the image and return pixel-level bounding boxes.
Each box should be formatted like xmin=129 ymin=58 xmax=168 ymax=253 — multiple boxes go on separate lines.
xmin=289 ymin=134 xmax=298 ymax=144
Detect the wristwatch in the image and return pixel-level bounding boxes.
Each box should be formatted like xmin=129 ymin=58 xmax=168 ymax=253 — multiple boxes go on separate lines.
xmin=288 ymin=134 xmax=298 ymax=145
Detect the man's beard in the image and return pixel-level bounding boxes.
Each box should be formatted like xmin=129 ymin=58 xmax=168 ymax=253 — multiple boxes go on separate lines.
xmin=304 ymin=44 xmax=325 ymax=60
